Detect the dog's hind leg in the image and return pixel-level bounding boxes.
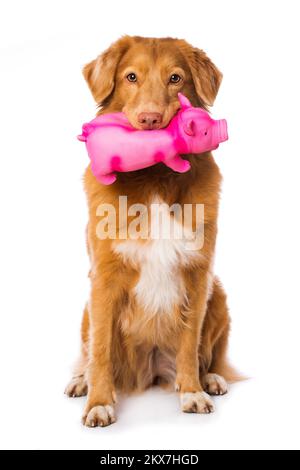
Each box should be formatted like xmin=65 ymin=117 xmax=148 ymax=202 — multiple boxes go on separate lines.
xmin=65 ymin=304 xmax=89 ymax=397
xmin=199 ymin=277 xmax=239 ymax=396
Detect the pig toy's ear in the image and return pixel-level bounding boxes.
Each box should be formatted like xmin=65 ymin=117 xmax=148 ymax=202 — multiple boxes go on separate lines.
xmin=183 ymin=118 xmax=195 ymax=136
xmin=178 ymin=93 xmax=192 ymax=109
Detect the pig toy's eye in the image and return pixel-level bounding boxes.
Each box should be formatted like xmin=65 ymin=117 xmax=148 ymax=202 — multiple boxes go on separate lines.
xmin=204 ymin=131 xmax=208 ymax=136
xmin=127 ymin=73 xmax=137 ymax=82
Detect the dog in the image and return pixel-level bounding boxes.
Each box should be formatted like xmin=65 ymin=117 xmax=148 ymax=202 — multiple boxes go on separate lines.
xmin=65 ymin=36 xmax=238 ymax=427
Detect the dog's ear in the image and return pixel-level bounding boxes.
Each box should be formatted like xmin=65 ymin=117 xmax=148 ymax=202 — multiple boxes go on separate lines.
xmin=190 ymin=48 xmax=222 ymax=107
xmin=177 ymin=40 xmax=222 ymax=107
xmin=83 ymin=36 xmax=132 ymax=105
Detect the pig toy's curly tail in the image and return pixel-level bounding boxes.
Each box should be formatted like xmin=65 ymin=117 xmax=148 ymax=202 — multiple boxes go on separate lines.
xmin=77 ymin=134 xmax=86 ymax=142
xmin=77 ymin=123 xmax=94 ymax=142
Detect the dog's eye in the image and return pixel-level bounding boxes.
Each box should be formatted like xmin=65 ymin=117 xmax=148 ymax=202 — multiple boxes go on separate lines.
xmin=169 ymin=74 xmax=182 ymax=84
xmin=127 ymin=73 xmax=137 ymax=82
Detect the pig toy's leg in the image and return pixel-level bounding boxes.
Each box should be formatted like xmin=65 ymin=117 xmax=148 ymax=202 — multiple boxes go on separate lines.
xmin=97 ymin=173 xmax=117 ymax=185
xmin=165 ymin=155 xmax=191 ymax=173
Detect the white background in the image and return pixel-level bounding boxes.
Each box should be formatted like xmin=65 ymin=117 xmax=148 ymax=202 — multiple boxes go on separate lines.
xmin=0 ymin=0 xmax=300 ymax=450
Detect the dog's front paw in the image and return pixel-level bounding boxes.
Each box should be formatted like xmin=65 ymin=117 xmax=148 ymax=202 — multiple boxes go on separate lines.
xmin=82 ymin=404 xmax=116 ymax=428
xmin=180 ymin=391 xmax=214 ymax=414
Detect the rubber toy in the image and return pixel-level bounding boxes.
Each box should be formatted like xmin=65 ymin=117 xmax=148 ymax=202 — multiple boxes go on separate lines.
xmin=78 ymin=93 xmax=228 ymax=185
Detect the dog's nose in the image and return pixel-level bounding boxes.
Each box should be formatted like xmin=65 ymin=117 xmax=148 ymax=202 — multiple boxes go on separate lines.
xmin=137 ymin=112 xmax=162 ymax=130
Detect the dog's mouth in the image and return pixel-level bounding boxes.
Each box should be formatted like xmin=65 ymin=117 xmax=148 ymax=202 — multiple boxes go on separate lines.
xmin=132 ymin=122 xmax=167 ymax=131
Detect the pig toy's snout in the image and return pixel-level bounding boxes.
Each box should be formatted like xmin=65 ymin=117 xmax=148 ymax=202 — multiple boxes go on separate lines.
xmin=216 ymin=119 xmax=228 ymax=143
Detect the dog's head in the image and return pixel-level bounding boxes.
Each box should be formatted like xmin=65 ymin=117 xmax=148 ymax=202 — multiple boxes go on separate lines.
xmin=83 ymin=36 xmax=222 ymax=130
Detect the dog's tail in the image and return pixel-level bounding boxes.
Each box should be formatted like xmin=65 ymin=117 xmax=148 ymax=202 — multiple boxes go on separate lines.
xmin=219 ymin=361 xmax=248 ymax=384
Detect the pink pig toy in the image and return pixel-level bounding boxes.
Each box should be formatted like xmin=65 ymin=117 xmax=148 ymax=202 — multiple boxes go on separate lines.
xmin=78 ymin=93 xmax=228 ymax=185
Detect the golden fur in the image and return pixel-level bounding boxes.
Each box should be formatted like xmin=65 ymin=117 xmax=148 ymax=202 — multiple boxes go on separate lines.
xmin=65 ymin=36 xmax=238 ymax=427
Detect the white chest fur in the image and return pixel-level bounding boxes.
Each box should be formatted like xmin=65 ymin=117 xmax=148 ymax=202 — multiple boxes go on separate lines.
xmin=113 ymin=199 xmax=202 ymax=317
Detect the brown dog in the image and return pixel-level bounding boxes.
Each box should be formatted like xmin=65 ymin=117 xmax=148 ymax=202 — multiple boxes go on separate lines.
xmin=65 ymin=36 xmax=238 ymax=427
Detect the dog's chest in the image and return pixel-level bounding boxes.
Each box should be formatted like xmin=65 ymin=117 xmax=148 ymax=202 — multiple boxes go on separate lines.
xmin=114 ymin=199 xmax=200 ymax=316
